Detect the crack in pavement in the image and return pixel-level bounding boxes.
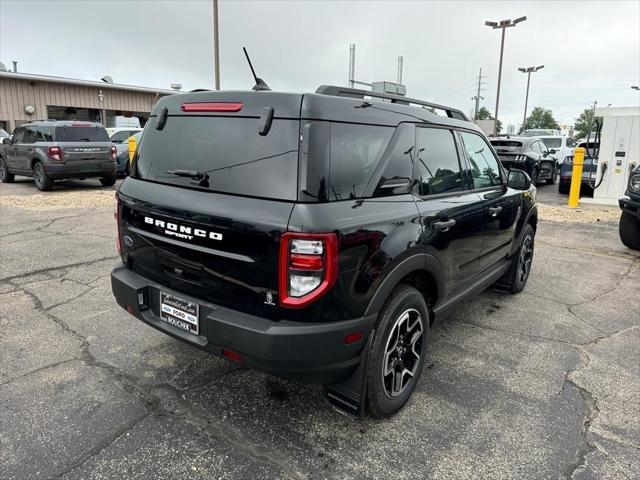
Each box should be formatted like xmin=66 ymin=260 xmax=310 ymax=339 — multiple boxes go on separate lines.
xmin=5 ymin=277 xmax=308 ymax=480
xmin=559 ymin=324 xmax=639 ymax=479
xmin=0 ymin=255 xmax=119 ymax=283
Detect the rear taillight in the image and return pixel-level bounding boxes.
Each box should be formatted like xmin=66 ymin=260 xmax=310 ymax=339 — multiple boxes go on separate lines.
xmin=48 ymin=146 xmax=63 ymax=162
xmin=114 ymin=193 xmax=122 ymax=256
xmin=111 ymin=145 xmax=117 ymax=161
xmin=279 ymin=232 xmax=338 ymax=309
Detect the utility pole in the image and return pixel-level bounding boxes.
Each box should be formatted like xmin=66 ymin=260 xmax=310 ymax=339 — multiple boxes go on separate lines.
xmin=471 ymin=67 xmax=485 ymax=119
xmin=213 ymin=0 xmax=220 ymax=90
xmin=518 ymin=65 xmax=544 ymax=130
xmin=485 ymin=17 xmax=527 ymax=134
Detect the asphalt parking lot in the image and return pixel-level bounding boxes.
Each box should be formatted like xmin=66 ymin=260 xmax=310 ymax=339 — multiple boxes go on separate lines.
xmin=1 ymin=178 xmax=638 ymax=480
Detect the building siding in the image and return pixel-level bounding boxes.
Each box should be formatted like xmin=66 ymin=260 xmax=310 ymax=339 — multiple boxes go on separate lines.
xmin=0 ymin=77 xmax=168 ymax=130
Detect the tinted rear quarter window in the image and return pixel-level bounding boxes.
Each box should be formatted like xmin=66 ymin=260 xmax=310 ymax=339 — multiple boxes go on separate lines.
xmin=134 ymin=116 xmax=299 ymax=201
xmin=57 ymin=125 xmax=109 ymax=142
xmin=328 ymin=123 xmax=393 ymax=200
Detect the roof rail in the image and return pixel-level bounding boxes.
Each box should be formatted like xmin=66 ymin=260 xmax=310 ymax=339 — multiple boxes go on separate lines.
xmin=315 ymin=85 xmax=470 ymax=122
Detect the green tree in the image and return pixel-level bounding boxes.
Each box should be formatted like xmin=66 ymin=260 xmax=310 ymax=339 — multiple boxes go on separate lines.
xmin=474 ymin=107 xmax=502 ymax=133
xmin=521 ymin=107 xmax=560 ymax=132
xmin=574 ymin=108 xmax=601 ymax=140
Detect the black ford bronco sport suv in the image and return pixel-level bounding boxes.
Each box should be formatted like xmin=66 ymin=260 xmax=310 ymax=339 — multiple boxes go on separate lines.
xmin=111 ymin=86 xmax=538 ymax=417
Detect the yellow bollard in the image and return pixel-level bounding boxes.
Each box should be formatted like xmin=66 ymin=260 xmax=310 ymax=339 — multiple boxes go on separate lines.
xmin=568 ymin=147 xmax=586 ymax=209
xmin=128 ymin=136 xmax=137 ymax=166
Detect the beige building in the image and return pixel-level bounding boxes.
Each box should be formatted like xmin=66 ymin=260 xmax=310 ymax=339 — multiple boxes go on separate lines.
xmin=0 ymin=70 xmax=176 ymax=132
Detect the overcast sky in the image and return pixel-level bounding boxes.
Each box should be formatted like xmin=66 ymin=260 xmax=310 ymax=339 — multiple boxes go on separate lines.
xmin=1 ymin=0 xmax=639 ymax=129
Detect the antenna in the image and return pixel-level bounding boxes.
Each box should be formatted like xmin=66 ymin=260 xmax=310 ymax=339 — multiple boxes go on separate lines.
xmin=242 ymin=47 xmax=271 ymax=91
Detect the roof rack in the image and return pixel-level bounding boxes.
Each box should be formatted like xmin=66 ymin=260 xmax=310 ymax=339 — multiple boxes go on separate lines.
xmin=315 ymin=85 xmax=470 ymax=122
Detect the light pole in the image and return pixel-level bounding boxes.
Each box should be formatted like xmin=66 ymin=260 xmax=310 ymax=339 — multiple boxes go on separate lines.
xmin=213 ymin=0 xmax=220 ymax=90
xmin=485 ymin=16 xmax=527 ymax=134
xmin=518 ymin=65 xmax=544 ymax=130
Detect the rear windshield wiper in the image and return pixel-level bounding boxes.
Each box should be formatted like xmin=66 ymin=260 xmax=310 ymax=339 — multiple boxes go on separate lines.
xmin=165 ymin=169 xmax=209 ymax=187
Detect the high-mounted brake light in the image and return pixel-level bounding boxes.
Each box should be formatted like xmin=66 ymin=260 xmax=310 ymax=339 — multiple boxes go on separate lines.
xmin=48 ymin=146 xmax=63 ymax=162
xmin=181 ymin=102 xmax=243 ymax=113
xmin=71 ymin=123 xmax=92 ymax=127
xmin=279 ymin=232 xmax=338 ymax=309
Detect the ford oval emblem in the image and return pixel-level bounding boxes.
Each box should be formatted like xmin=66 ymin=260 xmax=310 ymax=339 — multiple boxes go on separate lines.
xmin=123 ymin=235 xmax=134 ymax=248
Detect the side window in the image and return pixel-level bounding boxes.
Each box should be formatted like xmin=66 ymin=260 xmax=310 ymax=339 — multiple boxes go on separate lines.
xmin=329 ymin=123 xmax=393 ymax=200
xmin=460 ymin=131 xmax=502 ymax=189
xmin=22 ymin=126 xmax=38 ymax=144
xmin=11 ymin=128 xmax=25 ymax=143
xmin=38 ymin=126 xmax=55 ymax=142
xmin=566 ymin=138 xmax=575 ymax=148
xmin=372 ymin=124 xmax=415 ymax=197
xmin=414 ymin=128 xmax=464 ymax=196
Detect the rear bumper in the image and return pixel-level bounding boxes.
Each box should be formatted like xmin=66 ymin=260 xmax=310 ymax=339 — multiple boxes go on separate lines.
xmin=111 ymin=265 xmax=376 ymax=384
xmin=619 ymin=196 xmax=640 ymax=219
xmin=44 ymin=161 xmax=116 ymax=179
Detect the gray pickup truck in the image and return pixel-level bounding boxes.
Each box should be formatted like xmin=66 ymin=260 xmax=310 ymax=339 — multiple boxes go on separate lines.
xmin=0 ymin=120 xmax=117 ymax=191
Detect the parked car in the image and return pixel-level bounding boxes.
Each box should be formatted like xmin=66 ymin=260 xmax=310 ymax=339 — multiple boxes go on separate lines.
xmin=109 ymin=127 xmax=143 ymax=175
xmin=489 ymin=136 xmax=558 ymax=185
xmin=0 ymin=127 xmax=10 ymax=143
xmin=111 ymin=85 xmax=538 ymax=418
xmin=538 ymin=135 xmax=575 ymax=165
xmin=618 ymin=164 xmax=640 ymax=250
xmin=107 ymin=127 xmax=143 ymax=143
xmin=116 ymin=131 xmax=142 ymax=175
xmin=558 ymin=140 xmax=599 ymax=195
xmin=0 ymin=120 xmax=117 ymax=191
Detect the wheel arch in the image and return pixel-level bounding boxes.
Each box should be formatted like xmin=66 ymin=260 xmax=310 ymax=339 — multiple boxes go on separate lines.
xmin=364 ymin=253 xmax=445 ymax=324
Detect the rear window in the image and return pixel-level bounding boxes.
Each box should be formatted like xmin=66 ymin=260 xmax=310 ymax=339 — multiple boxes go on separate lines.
xmin=57 ymin=125 xmax=109 ymax=142
xmin=134 ymin=116 xmax=299 ymax=200
xmin=490 ymin=141 xmax=522 ymax=148
xmin=541 ymin=138 xmax=562 ymax=148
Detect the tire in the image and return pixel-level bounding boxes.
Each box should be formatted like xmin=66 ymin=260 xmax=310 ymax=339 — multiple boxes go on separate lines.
xmin=33 ymin=162 xmax=53 ymax=191
xmin=619 ymin=212 xmax=640 ymax=251
xmin=558 ymin=182 xmax=569 ymax=195
xmin=547 ymin=165 xmax=558 ymax=185
xmin=366 ymin=285 xmax=430 ymax=418
xmin=0 ymin=157 xmax=15 ymax=183
xmin=100 ymin=175 xmax=117 ymax=187
xmin=497 ymin=223 xmax=535 ymax=293
xmin=530 ymin=168 xmax=540 ymax=186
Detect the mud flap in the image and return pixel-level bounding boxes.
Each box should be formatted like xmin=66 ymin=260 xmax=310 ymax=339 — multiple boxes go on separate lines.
xmin=324 ymin=329 xmax=375 ymax=418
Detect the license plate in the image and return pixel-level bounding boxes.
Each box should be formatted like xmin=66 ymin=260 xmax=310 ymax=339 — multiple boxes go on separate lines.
xmin=159 ymin=291 xmax=199 ymax=335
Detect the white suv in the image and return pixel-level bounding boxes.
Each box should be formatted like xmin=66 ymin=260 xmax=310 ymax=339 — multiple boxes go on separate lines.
xmin=538 ymin=136 xmax=575 ymax=165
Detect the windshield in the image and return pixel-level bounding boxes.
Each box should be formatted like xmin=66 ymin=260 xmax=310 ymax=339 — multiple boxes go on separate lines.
xmin=57 ymin=125 xmax=109 ymax=142
xmin=541 ymin=138 xmax=562 ymax=148
xmin=134 ymin=116 xmax=299 ymax=200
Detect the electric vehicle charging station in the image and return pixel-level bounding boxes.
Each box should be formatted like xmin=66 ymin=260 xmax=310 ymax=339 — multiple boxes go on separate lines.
xmin=588 ymin=107 xmax=640 ymax=205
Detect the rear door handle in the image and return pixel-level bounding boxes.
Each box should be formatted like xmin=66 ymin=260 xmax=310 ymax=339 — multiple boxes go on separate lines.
xmin=488 ymin=206 xmax=503 ymax=216
xmin=433 ymin=219 xmax=456 ymax=232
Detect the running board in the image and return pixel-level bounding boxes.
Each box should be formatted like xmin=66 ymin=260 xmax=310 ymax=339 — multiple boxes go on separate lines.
xmin=324 ymin=330 xmax=375 ymax=418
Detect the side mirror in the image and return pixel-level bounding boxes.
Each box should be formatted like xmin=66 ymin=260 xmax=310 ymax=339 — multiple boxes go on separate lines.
xmin=507 ymin=169 xmax=531 ymax=190
xmin=549 ymin=148 xmax=557 ymax=154
xmin=378 ymin=177 xmax=412 ymax=194
xmin=2 ymin=137 xmax=10 ymax=144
